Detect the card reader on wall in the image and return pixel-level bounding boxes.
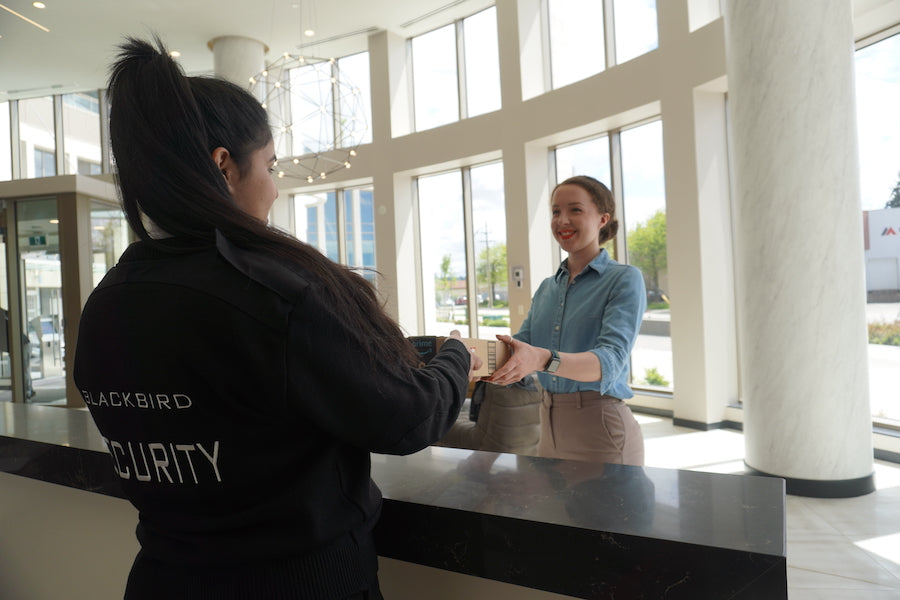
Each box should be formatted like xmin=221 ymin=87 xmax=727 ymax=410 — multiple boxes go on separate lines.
xmin=512 ymin=266 xmax=524 ymax=288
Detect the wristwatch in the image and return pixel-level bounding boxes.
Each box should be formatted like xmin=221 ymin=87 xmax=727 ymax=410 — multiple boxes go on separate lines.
xmin=543 ymin=349 xmax=561 ymax=373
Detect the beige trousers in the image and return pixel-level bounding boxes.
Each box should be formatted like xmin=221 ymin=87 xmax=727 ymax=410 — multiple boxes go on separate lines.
xmin=538 ymin=390 xmax=645 ymax=466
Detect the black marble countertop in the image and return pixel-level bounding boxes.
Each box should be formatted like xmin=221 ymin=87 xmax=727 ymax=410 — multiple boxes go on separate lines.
xmin=1 ymin=403 xmax=787 ymax=599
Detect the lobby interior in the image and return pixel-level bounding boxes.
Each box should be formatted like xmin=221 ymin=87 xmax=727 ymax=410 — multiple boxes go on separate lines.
xmin=2 ymin=0 xmax=900 ymax=598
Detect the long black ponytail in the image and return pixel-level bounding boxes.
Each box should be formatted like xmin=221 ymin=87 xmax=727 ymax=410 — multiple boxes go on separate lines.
xmin=108 ymin=36 xmax=421 ymax=368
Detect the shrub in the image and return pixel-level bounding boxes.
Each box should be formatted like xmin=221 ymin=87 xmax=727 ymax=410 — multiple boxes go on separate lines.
xmin=868 ymin=321 xmax=900 ymax=346
xmin=482 ymin=316 xmax=510 ymax=328
xmin=642 ymin=367 xmax=670 ymax=387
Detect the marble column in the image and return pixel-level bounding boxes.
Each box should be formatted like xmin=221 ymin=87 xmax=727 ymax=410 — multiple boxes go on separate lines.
xmin=207 ymin=36 xmax=267 ymax=88
xmin=724 ymin=0 xmax=874 ymax=497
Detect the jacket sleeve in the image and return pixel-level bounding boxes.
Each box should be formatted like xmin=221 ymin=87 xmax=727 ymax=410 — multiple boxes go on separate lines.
xmin=285 ymin=287 xmax=470 ymax=456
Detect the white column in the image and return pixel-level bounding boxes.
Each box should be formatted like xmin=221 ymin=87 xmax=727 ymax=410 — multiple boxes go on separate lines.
xmin=208 ymin=36 xmax=267 ymax=88
xmin=724 ymin=0 xmax=874 ymax=497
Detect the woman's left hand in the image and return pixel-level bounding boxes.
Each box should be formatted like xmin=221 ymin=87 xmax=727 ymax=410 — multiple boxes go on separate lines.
xmin=487 ymin=335 xmax=549 ymax=386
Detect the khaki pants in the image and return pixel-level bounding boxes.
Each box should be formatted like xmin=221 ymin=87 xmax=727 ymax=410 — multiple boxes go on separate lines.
xmin=538 ymin=390 xmax=644 ymax=466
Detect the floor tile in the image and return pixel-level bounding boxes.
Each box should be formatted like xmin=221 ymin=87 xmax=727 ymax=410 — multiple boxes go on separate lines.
xmin=786 ymin=496 xmax=843 ymax=539
xmin=787 ymin=536 xmax=900 ymax=588
xmin=639 ymin=418 xmax=900 ymax=599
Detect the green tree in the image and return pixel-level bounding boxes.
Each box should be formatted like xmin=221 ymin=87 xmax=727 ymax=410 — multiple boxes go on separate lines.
xmin=627 ymin=210 xmax=667 ymax=291
xmin=436 ymin=254 xmax=453 ymax=305
xmin=886 ymin=171 xmax=900 ymax=209
xmin=476 ymin=243 xmax=507 ymax=307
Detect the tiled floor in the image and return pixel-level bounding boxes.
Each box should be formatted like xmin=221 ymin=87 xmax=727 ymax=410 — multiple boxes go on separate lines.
xmin=638 ymin=413 xmax=900 ymax=599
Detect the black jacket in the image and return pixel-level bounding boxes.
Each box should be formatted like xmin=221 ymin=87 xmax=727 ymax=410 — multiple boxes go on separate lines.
xmin=73 ymin=232 xmax=470 ymax=599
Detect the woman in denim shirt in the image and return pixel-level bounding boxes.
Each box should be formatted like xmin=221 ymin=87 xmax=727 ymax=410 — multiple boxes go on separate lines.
xmin=488 ymin=176 xmax=646 ymax=465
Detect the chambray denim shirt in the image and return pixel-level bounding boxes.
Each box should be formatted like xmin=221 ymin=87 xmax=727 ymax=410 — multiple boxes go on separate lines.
xmin=514 ymin=250 xmax=646 ymax=398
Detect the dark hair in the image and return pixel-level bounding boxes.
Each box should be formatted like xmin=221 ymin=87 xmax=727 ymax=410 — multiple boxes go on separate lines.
xmin=107 ymin=36 xmax=420 ymax=367
xmin=552 ymin=175 xmax=619 ymax=245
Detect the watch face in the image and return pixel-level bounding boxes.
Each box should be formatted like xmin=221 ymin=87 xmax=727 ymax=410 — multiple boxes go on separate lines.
xmin=544 ymin=351 xmax=560 ymax=373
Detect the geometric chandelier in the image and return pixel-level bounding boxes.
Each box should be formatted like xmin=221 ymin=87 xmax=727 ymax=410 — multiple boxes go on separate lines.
xmin=249 ymin=53 xmax=368 ymax=183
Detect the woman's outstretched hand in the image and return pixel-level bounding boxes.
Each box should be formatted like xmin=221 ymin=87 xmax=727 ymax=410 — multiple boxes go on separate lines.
xmin=486 ymin=334 xmax=549 ymax=386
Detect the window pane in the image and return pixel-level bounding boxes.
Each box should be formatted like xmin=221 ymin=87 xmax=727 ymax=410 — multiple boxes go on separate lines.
xmin=293 ymin=192 xmax=338 ymax=261
xmin=412 ymin=24 xmax=460 ymax=131
xmin=613 ymin=0 xmax=658 ymax=64
xmin=471 ymin=162 xmax=509 ymax=336
xmin=418 ymin=171 xmax=468 ymax=336
xmin=463 ymin=7 xmax=501 ymax=117
xmin=344 ymin=186 xmax=376 ymax=280
xmin=19 ymin=97 xmax=56 ymax=178
xmin=290 ymin=62 xmax=335 ymax=155
xmin=337 ymin=52 xmax=372 ymax=146
xmin=62 ymin=92 xmax=102 ymax=175
xmin=548 ymin=0 xmax=605 ymax=89
xmin=90 ymin=201 xmax=129 ymax=286
xmin=856 ymin=33 xmax=900 ymax=423
xmin=621 ymin=120 xmax=671 ymax=392
xmin=555 ymin=136 xmax=611 ymax=185
xmin=0 ymin=102 xmax=10 ymax=181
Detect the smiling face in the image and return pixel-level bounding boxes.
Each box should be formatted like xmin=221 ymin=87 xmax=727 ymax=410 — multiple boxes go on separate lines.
xmin=551 ymin=183 xmax=610 ymax=261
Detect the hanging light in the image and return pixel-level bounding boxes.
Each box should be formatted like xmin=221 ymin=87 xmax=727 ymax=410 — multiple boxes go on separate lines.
xmin=249 ymin=52 xmax=367 ymax=184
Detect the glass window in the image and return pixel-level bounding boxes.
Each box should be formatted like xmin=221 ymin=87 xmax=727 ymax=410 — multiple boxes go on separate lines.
xmin=855 ymin=32 xmax=900 ymax=424
xmin=337 ymin=52 xmax=373 ymax=147
xmin=417 ymin=171 xmax=467 ymax=335
xmin=18 ymin=97 xmax=56 ymax=179
xmin=62 ymin=92 xmax=102 ymax=176
xmin=470 ymin=162 xmax=509 ymax=336
xmin=290 ymin=61 xmax=336 ymax=155
xmin=33 ymin=149 xmax=56 ymax=177
xmin=293 ymin=191 xmax=338 ymax=262
xmin=412 ymin=24 xmax=460 ymax=131
xmin=555 ymin=137 xmax=611 ymax=189
xmin=620 ymin=120 xmax=671 ymax=392
xmin=0 ymin=102 xmax=10 ymax=181
xmin=463 ymin=7 xmax=502 ymax=117
xmin=613 ymin=0 xmax=658 ymax=64
xmin=548 ymin=0 xmax=606 ymax=89
xmin=344 ymin=186 xmax=376 ymax=280
xmin=90 ymin=200 xmax=129 ymax=286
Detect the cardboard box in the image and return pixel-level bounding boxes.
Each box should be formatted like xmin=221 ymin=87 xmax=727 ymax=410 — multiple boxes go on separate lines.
xmin=408 ymin=336 xmax=510 ymax=378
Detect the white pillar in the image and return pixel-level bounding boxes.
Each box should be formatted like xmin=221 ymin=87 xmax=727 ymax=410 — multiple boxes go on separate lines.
xmin=724 ymin=0 xmax=874 ymax=497
xmin=208 ymin=36 xmax=267 ymax=88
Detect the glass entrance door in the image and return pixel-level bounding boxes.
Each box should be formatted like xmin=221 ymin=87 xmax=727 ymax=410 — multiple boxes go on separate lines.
xmin=16 ymin=197 xmax=64 ymax=404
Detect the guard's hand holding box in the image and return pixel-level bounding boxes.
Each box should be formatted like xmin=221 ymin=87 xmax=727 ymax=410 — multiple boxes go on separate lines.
xmin=408 ymin=336 xmax=510 ymax=378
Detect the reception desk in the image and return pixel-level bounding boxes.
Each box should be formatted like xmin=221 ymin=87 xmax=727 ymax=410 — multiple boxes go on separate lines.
xmin=0 ymin=403 xmax=787 ymax=599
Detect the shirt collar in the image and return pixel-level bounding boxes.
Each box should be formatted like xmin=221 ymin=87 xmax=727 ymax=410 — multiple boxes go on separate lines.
xmin=554 ymin=249 xmax=612 ymax=283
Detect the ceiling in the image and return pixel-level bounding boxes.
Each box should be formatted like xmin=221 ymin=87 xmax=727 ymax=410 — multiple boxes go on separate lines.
xmin=0 ymin=0 xmax=493 ymax=100
xmin=2 ymin=0 xmax=899 ymax=102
